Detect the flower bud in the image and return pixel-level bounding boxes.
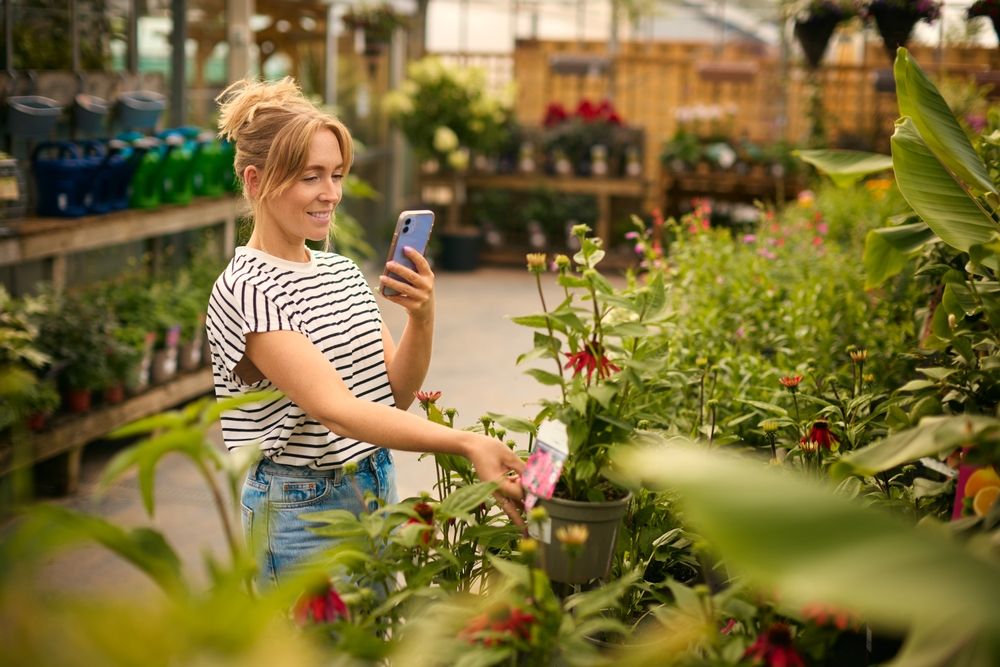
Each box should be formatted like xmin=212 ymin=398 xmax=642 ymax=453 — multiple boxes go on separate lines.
xmin=948 ymin=313 xmax=957 ymax=330
xmin=555 ymin=524 xmax=589 ymax=547
xmin=525 ymin=253 xmax=547 ymax=274
xmin=518 ymin=537 xmax=538 ymax=556
xmin=528 ymin=507 xmax=548 ymax=524
xmin=760 ymin=419 xmax=780 ymax=433
xmin=343 ymin=461 xmax=359 ymax=475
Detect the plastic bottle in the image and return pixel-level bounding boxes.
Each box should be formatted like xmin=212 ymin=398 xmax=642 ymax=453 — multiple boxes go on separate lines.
xmin=159 ymin=133 xmax=193 ymax=205
xmin=128 ymin=137 xmax=163 ymax=209
xmin=191 ymin=131 xmax=225 ymax=197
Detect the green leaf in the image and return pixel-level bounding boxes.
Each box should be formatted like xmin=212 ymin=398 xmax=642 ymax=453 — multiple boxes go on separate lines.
xmin=482 ymin=412 xmax=537 ymax=435
xmin=831 ymin=415 xmax=1000 ymax=479
xmin=863 ymin=222 xmax=936 ymax=288
xmin=524 ymin=368 xmax=564 ymax=386
xmin=27 ymin=505 xmax=184 ymax=596
xmin=438 ymin=481 xmax=498 ymax=518
xmin=794 ymin=149 xmax=894 ymax=188
xmin=896 ymin=379 xmax=936 ymax=392
xmin=587 ymin=383 xmax=617 ymax=409
xmin=894 ymin=48 xmax=996 ymax=195
xmin=614 ymin=438 xmax=1000 ymax=636
xmin=891 ymin=118 xmax=999 ymax=254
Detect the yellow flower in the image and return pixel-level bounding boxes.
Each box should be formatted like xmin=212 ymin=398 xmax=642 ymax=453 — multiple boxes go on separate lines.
xmin=555 ymin=524 xmax=589 ymax=547
xmin=526 ymin=253 xmax=547 ymax=274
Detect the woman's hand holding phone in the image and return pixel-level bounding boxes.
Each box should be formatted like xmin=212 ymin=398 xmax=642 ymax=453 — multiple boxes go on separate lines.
xmin=379 ymin=247 xmax=435 ymax=322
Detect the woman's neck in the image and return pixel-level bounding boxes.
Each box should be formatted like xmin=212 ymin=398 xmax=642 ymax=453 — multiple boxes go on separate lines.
xmin=246 ymin=227 xmax=310 ymax=263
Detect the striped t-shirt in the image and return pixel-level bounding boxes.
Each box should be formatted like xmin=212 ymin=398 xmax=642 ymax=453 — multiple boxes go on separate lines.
xmin=205 ymin=246 xmax=394 ymax=469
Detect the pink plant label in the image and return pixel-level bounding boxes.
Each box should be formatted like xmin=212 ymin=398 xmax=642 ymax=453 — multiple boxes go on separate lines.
xmin=522 ymin=420 xmax=569 ymax=512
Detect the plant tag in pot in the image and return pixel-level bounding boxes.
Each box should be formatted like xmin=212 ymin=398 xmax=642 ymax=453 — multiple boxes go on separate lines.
xmin=522 ymin=419 xmax=569 ymax=513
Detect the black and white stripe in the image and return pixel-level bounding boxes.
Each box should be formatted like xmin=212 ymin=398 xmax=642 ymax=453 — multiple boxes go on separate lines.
xmin=205 ymin=247 xmax=394 ymax=469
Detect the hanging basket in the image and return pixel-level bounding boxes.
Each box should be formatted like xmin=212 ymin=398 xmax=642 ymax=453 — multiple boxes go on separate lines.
xmin=869 ymin=3 xmax=921 ymax=62
xmin=794 ymin=15 xmax=840 ymax=69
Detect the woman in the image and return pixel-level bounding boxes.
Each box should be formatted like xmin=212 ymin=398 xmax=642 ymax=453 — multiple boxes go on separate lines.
xmin=206 ymin=78 xmax=523 ymax=585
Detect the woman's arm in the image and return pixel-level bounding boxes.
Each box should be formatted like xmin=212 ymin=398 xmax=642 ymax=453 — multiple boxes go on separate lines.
xmin=379 ymin=247 xmax=435 ymax=409
xmin=244 ymin=328 xmax=524 ymax=499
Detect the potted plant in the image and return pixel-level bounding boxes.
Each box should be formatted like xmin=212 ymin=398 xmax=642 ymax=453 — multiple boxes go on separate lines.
xmin=95 ymin=273 xmax=161 ymax=394
xmin=864 ymin=0 xmax=941 ymax=62
xmin=967 ymin=0 xmax=1000 ymax=42
xmin=541 ymin=99 xmax=625 ymax=177
xmin=0 ymin=287 xmax=59 ymax=430
xmin=383 ymin=56 xmax=514 ymax=270
xmin=341 ymin=2 xmax=408 ymax=57
xmin=793 ymin=0 xmax=858 ymax=69
xmin=172 ymin=272 xmax=208 ymax=373
xmin=35 ymin=290 xmax=112 ymax=414
xmin=149 ymin=281 xmax=182 ymax=385
xmin=511 ymin=228 xmax=671 ymax=583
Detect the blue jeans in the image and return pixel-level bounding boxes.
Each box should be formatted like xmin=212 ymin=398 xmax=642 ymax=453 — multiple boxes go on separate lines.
xmin=240 ymin=448 xmax=398 ymax=587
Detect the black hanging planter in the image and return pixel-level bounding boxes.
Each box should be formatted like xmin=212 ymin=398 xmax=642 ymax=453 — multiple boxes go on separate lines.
xmin=869 ymin=3 xmax=921 ymax=62
xmin=795 ymin=15 xmax=840 ymax=69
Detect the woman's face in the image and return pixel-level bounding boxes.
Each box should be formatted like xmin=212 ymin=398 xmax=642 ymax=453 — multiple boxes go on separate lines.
xmin=261 ymin=128 xmax=345 ymax=243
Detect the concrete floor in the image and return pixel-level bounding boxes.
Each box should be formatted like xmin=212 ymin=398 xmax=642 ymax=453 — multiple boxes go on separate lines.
xmin=32 ymin=265 xmax=562 ymax=596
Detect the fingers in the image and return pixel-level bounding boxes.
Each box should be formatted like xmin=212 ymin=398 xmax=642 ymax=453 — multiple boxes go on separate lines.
xmin=494 ymin=491 xmax=526 ymax=528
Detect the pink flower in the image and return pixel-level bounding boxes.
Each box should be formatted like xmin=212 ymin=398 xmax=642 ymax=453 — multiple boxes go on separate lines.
xmin=744 ymin=623 xmax=805 ymax=667
xmin=742 ymin=234 xmax=757 ymax=244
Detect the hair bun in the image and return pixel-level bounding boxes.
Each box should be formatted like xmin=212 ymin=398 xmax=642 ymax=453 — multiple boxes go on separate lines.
xmin=216 ymin=77 xmax=312 ymax=142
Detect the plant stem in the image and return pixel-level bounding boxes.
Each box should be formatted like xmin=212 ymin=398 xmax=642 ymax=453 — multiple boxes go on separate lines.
xmin=535 ymin=273 xmax=566 ymax=401
xmin=195 ymin=457 xmax=240 ymax=564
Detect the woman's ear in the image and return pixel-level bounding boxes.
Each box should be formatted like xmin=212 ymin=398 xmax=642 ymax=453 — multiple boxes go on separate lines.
xmin=243 ymin=165 xmax=260 ymax=198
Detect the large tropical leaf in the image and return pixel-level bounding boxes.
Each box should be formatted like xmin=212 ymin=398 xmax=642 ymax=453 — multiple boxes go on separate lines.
xmin=612 ymin=438 xmax=1000 ymax=641
xmin=891 ymin=119 xmax=998 ymax=253
xmin=862 ymin=221 xmax=936 ymax=288
xmin=894 ymin=48 xmax=996 ymax=196
xmin=830 ymin=415 xmax=1000 ymax=479
xmin=794 ymin=149 xmax=894 ymax=188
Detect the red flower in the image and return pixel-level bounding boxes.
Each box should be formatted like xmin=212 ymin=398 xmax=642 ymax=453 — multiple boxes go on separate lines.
xmin=542 ymin=102 xmax=569 ymax=127
xmin=801 ymin=418 xmax=839 ymax=451
xmin=744 ymin=623 xmax=805 ymax=667
xmin=406 ymin=501 xmax=436 ymax=547
xmin=415 ymin=389 xmax=442 ymax=404
xmin=576 ymin=99 xmax=599 ymax=121
xmin=779 ymin=375 xmax=803 ymax=389
xmin=460 ymin=604 xmax=536 ymax=646
xmin=801 ymin=602 xmax=856 ymax=631
xmin=293 ymin=580 xmax=350 ymax=626
xmin=564 ymin=347 xmax=620 ymax=381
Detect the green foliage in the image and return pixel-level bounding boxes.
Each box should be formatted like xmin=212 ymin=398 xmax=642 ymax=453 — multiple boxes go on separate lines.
xmin=614 ymin=437 xmax=1000 ymax=664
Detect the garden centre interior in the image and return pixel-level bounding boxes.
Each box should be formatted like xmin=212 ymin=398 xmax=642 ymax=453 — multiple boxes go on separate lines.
xmin=2 ymin=1 xmax=1000 ymax=665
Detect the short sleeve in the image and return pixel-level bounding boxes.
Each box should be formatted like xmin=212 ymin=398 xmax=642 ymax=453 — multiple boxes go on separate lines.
xmin=206 ymin=274 xmax=307 ymax=387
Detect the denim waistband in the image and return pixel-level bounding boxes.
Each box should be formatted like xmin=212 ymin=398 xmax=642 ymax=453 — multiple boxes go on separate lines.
xmin=253 ymin=448 xmax=391 ymax=481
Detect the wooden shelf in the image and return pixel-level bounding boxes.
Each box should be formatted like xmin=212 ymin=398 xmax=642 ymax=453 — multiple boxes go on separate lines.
xmin=0 ymin=196 xmax=240 ymax=287
xmin=0 ymin=368 xmax=215 ymax=481
xmin=420 ymin=172 xmax=653 ymax=251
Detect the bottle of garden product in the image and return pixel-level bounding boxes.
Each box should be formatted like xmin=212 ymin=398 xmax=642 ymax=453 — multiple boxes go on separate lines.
xmin=128 ymin=137 xmax=163 ymax=209
xmin=192 ymin=131 xmax=225 ymax=197
xmin=159 ymin=132 xmax=194 ymax=205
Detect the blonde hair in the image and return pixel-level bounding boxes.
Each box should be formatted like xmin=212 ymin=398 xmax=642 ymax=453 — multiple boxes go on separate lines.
xmin=216 ymin=77 xmax=354 ymax=221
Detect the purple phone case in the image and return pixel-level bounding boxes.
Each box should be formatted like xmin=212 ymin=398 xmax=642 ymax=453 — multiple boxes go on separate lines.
xmin=382 ymin=210 xmax=434 ymax=296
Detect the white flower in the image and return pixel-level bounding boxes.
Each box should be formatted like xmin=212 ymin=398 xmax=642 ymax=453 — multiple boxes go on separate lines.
xmin=433 ymin=126 xmax=459 ymax=153
xmin=381 ymin=90 xmax=413 ymax=117
xmin=447 ymin=148 xmax=470 ymax=171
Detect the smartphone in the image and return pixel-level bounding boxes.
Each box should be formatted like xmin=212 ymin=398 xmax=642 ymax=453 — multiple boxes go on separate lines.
xmin=381 ymin=209 xmax=435 ymax=297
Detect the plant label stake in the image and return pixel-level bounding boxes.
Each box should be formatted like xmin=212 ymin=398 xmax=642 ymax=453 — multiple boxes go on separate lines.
xmin=522 ymin=420 xmax=570 ymax=515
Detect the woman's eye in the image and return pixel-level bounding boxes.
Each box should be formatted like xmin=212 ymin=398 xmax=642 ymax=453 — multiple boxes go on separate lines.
xmin=303 ymin=175 xmax=318 ymax=182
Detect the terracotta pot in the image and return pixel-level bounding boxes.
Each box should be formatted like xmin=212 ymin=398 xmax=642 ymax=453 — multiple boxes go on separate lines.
xmin=103 ymin=383 xmax=126 ymax=405
xmin=64 ymin=388 xmax=92 ymax=414
xmin=26 ymin=413 xmax=48 ymax=432
xmin=531 ymin=492 xmax=632 ymax=584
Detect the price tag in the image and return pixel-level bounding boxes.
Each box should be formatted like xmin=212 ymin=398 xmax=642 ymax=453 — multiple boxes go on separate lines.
xmin=522 ymin=419 xmax=569 ymax=512
xmin=0 ymin=176 xmax=19 ymax=201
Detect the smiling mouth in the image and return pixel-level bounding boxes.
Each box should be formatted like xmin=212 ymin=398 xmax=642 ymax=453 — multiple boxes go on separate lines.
xmin=307 ymin=211 xmax=332 ymax=222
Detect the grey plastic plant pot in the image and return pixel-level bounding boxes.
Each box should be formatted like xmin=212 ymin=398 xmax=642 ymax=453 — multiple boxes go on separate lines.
xmin=114 ymin=90 xmax=166 ymax=131
xmin=74 ymin=94 xmax=110 ymax=134
xmin=5 ymin=96 xmax=63 ymax=138
xmin=438 ymin=227 xmax=481 ymax=272
xmin=533 ymin=492 xmax=631 ymax=585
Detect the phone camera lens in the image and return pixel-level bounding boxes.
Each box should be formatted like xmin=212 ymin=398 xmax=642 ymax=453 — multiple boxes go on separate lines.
xmin=403 ymin=226 xmax=410 ymax=233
